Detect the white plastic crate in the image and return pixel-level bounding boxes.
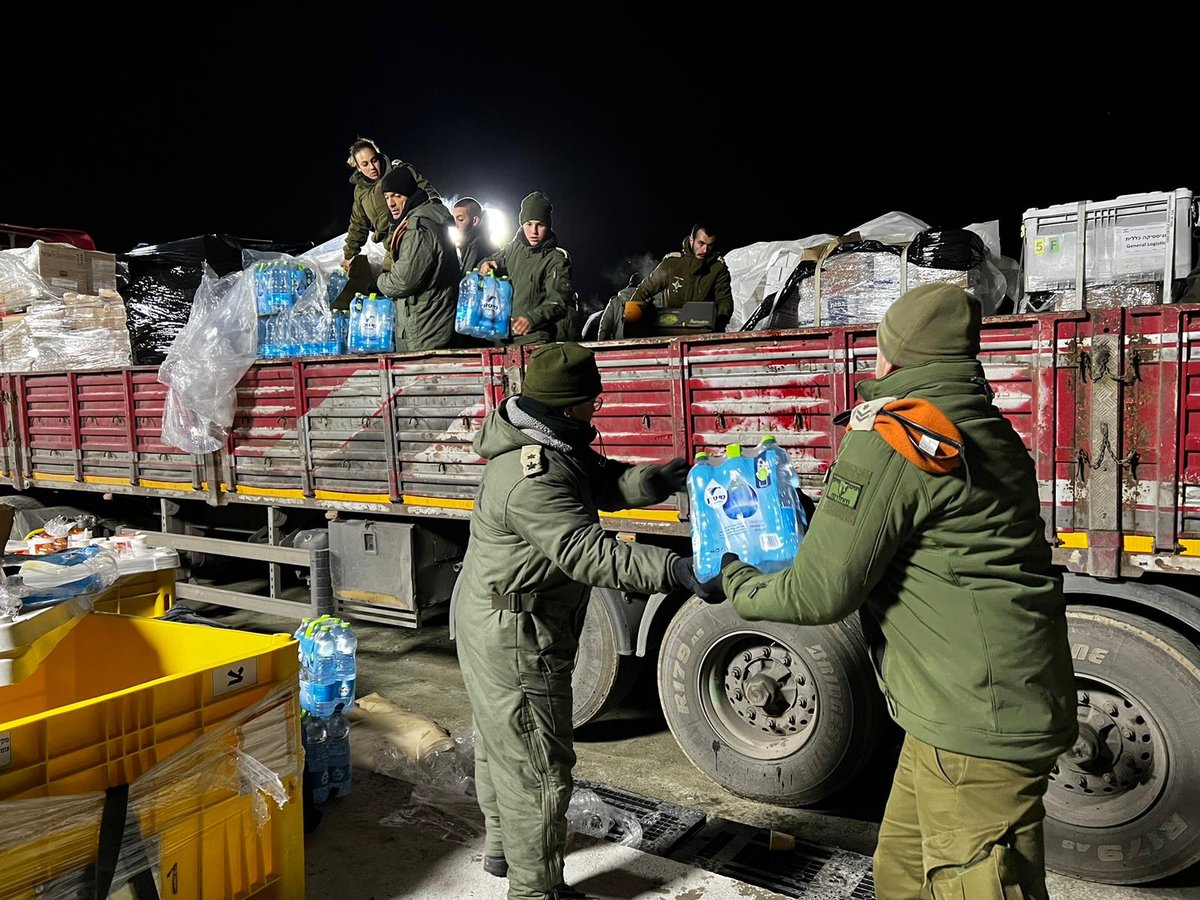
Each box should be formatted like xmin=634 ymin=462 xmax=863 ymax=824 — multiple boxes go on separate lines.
xmin=1023 ymin=189 xmax=1196 ymax=294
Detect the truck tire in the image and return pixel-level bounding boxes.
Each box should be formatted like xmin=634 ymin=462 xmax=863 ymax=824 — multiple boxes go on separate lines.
xmin=573 ymin=589 xmax=642 ymax=728
xmin=657 ymin=597 xmax=885 ymax=806
xmin=1045 ymin=605 xmax=1200 ymax=884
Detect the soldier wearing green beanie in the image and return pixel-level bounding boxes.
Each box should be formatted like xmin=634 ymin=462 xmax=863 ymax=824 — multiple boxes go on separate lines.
xmin=480 ymin=191 xmax=577 ymax=345
xmin=714 ymin=283 xmax=1076 ymax=900
xmin=454 ymin=342 xmax=717 ymax=900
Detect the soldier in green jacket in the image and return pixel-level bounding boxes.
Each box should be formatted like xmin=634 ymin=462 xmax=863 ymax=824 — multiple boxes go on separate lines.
xmin=454 ymin=343 xmax=716 ymax=900
xmin=712 ymin=284 xmax=1077 ymax=900
xmin=375 ymin=167 xmax=459 ymax=352
xmin=342 ymin=137 xmax=438 ymax=270
xmin=480 ymin=192 xmax=575 ymax=345
xmin=628 ymin=224 xmax=734 ymax=331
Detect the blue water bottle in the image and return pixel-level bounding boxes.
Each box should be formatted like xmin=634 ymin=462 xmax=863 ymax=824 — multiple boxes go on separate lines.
xmin=688 ymin=451 xmax=726 ymax=581
xmin=332 ymin=619 xmax=357 ymax=712
xmin=254 ymin=263 xmax=271 ymax=315
xmin=720 ymin=444 xmax=766 ymax=566
xmin=456 ymin=270 xmax=480 ymax=337
xmin=494 ymin=275 xmax=514 ymax=340
xmin=325 ymin=710 xmax=352 ymax=798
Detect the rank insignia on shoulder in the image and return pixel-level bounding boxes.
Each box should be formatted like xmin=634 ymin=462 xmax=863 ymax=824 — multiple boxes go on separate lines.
xmin=520 ymin=445 xmax=546 ymax=477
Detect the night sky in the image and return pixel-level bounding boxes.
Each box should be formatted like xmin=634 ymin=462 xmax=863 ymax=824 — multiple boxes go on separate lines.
xmin=3 ymin=13 xmax=1193 ymax=306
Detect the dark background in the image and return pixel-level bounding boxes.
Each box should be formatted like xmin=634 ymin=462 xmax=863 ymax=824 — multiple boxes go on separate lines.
xmin=2 ymin=11 xmax=1193 ymax=305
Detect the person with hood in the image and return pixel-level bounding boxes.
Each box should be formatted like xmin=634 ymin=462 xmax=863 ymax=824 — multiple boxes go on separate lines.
xmin=452 ymin=196 xmax=495 ymax=276
xmin=707 ymin=283 xmax=1077 ymax=899
xmin=454 ymin=342 xmax=718 ymax=900
xmin=342 ymin=137 xmax=438 ymax=272
xmin=375 ymin=167 xmax=459 ymax=352
xmin=628 ymin=223 xmax=733 ymax=331
xmin=479 ymin=191 xmax=574 ymax=345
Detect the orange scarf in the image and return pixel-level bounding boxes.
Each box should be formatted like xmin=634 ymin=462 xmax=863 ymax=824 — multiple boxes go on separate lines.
xmin=842 ymin=397 xmax=966 ymax=480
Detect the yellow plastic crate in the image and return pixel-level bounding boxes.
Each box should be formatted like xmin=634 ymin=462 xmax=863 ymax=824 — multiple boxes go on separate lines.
xmin=0 ymin=613 xmax=298 ymax=800
xmin=90 ymin=568 xmax=177 ymax=618
xmin=0 ymin=683 xmax=304 ymax=900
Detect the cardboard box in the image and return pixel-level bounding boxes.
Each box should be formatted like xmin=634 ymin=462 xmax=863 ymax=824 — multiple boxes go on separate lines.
xmin=33 ymin=242 xmax=117 ymax=295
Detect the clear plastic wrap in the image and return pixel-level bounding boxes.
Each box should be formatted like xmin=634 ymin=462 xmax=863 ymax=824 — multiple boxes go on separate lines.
xmin=724 ymin=236 xmax=836 ymax=331
xmin=0 ymin=682 xmax=299 ymax=899
xmin=13 ymin=545 xmax=120 ymax=611
xmin=814 ymin=242 xmax=904 ymax=326
xmin=853 ymin=211 xmax=930 ymax=245
xmin=0 ymin=249 xmax=132 ymax=374
xmin=157 ymin=265 xmax=257 ymax=454
xmin=566 ymin=787 xmax=642 ymax=849
xmin=379 ymin=727 xmax=482 ymax=843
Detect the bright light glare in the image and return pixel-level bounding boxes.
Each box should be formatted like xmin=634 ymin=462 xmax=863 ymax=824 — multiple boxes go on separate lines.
xmin=487 ymin=208 xmax=511 ymax=248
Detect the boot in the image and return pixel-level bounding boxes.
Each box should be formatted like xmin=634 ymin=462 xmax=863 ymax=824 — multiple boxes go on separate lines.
xmin=482 ymin=855 xmax=508 ymax=878
xmin=550 ymin=885 xmax=599 ymax=900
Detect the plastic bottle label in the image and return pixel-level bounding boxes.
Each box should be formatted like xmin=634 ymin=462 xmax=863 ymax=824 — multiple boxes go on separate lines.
xmin=704 ymin=481 xmax=728 ymax=508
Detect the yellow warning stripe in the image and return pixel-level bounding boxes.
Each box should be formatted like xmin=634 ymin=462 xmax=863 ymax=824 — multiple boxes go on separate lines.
xmin=601 ymin=508 xmax=680 ymax=523
xmin=402 ymin=494 xmax=474 ymax=510
xmin=30 ymin=472 xmax=77 ymax=482
xmin=139 ymin=479 xmax=199 ymax=491
xmin=314 ymin=489 xmax=391 ymax=503
xmin=1057 ymin=532 xmax=1200 ymax=557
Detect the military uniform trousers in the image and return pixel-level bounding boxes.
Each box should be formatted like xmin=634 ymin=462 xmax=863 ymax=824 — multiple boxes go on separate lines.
xmin=455 ymin=587 xmax=588 ymax=900
xmin=873 ymin=733 xmax=1057 ymax=899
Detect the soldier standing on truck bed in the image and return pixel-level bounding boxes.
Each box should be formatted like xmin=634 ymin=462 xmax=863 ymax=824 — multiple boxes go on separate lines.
xmin=709 ymin=283 xmax=1078 ymax=900
xmin=480 ymin=191 xmax=575 ymax=346
xmin=453 ymin=342 xmax=718 ymax=900
xmin=375 ymin=167 xmax=459 ymax=352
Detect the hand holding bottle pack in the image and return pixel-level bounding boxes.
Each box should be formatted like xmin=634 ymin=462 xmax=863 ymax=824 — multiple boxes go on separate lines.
xmin=687 ymin=437 xmax=808 ymax=581
xmin=455 ymin=270 xmax=512 ymax=340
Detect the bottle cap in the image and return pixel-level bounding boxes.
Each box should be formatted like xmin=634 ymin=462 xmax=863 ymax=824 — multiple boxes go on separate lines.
xmin=726 ymin=444 xmax=742 ymax=458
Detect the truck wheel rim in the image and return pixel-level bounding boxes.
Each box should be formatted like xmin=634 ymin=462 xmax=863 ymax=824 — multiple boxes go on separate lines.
xmin=698 ymin=630 xmax=819 ymax=760
xmin=1045 ymin=675 xmax=1166 ymax=826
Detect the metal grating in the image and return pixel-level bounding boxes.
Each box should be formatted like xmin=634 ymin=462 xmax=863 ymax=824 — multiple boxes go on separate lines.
xmin=669 ymin=817 xmax=875 ymax=900
xmin=573 ymin=778 xmax=706 ymax=857
xmin=575 ymin=780 xmax=875 ymax=900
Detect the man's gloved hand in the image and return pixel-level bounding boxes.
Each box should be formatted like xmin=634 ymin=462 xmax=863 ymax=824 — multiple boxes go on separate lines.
xmin=672 ymin=556 xmax=726 ymax=603
xmin=650 ymin=458 xmax=690 ymax=495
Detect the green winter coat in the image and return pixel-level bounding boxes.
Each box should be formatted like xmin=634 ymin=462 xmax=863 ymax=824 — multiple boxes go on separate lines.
xmin=488 ymin=232 xmax=574 ymax=345
xmin=724 ymin=359 xmax=1078 ymax=763
xmin=343 ymin=156 xmax=437 ymax=263
xmin=629 ymin=236 xmax=734 ymax=327
xmin=456 ymin=399 xmax=682 ymax=608
xmin=376 ymin=198 xmax=460 ymax=352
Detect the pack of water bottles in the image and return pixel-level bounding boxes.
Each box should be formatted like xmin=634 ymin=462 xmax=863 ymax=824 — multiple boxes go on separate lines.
xmin=293 ymin=615 xmax=357 ymax=716
xmin=688 ymin=436 xmax=808 ymax=580
xmin=302 ymin=708 xmax=353 ymax=803
xmin=455 ymin=270 xmax=513 ymax=341
xmin=253 ymin=259 xmax=316 ymax=316
xmin=348 ymin=292 xmax=395 ymax=353
xmin=294 ymin=615 xmax=356 ymax=802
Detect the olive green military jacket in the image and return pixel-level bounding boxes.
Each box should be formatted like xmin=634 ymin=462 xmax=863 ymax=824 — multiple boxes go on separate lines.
xmin=724 ymin=359 xmax=1078 ymax=763
xmin=629 ymin=236 xmax=734 ymax=326
xmin=457 ymin=401 xmax=681 ymax=609
xmin=488 ymin=233 xmax=574 ymax=344
xmin=375 ymin=198 xmax=460 ymax=352
xmin=344 ymin=156 xmax=437 ymax=262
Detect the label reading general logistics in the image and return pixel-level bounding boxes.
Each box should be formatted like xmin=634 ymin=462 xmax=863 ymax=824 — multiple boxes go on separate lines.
xmin=212 ymin=657 xmax=259 ymax=697
xmin=1117 ymin=225 xmax=1170 ymax=258
xmin=0 ymin=731 xmax=10 ymax=768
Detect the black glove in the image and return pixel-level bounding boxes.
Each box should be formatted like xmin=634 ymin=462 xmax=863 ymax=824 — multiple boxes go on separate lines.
xmin=650 ymin=458 xmax=690 ymax=495
xmin=672 ymin=556 xmax=726 ymax=603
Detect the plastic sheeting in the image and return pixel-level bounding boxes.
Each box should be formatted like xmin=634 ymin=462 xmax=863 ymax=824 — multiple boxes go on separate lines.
xmin=0 ymin=682 xmax=299 ymax=900
xmin=725 ymin=235 xmax=836 ymax=331
xmin=0 ymin=248 xmax=133 ymax=373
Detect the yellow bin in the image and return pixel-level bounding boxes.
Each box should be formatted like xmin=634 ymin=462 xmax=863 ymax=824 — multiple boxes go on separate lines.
xmin=0 ymin=613 xmax=303 ymax=899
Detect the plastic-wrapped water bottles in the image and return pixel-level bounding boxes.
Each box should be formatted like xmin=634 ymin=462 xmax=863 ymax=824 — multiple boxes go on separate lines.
xmin=302 ymin=712 xmax=331 ymax=804
xmin=455 ymin=270 xmax=481 ymax=337
xmin=349 ymin=293 xmax=395 ymax=353
xmin=687 ymin=438 xmax=806 ymax=580
xmin=325 ymin=710 xmax=352 ymax=798
xmin=474 ymin=273 xmax=512 ymax=340
xmin=327 ymin=268 xmax=349 ymax=307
